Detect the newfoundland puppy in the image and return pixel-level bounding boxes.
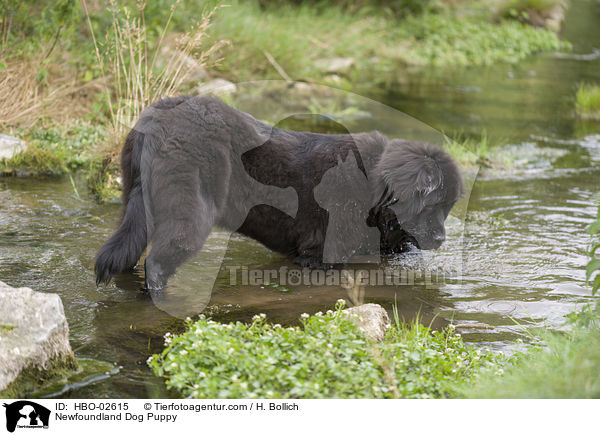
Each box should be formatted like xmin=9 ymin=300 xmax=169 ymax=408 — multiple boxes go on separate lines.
xmin=95 ymin=96 xmax=463 ymax=289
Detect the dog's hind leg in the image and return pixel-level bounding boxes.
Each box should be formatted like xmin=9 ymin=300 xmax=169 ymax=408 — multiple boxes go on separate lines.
xmin=144 ymin=164 xmax=218 ymax=290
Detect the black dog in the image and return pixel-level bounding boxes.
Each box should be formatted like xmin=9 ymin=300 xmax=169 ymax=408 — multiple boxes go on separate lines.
xmin=95 ymin=96 xmax=463 ymax=289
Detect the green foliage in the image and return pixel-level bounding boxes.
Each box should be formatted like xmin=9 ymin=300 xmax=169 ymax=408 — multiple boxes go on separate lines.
xmin=464 ymin=326 xmax=600 ymax=398
xmin=565 ymin=302 xmax=600 ymax=328
xmin=24 ymin=121 xmax=104 ymax=170
xmin=586 ymin=198 xmax=600 ymax=295
xmin=203 ymin=0 xmax=569 ymax=84
xmin=0 ymin=0 xmax=80 ymax=53
xmin=148 ymin=304 xmax=504 ymax=398
xmin=0 ymin=1 xmax=28 ymax=51
xmin=576 ymin=83 xmax=600 ymax=120
xmin=38 ymin=0 xmax=80 ymax=44
xmin=381 ymin=320 xmax=505 ymax=398
xmin=140 ymin=0 xmax=221 ymax=32
xmin=398 ymin=13 xmax=569 ymax=67
xmin=0 ymin=121 xmax=105 ymax=175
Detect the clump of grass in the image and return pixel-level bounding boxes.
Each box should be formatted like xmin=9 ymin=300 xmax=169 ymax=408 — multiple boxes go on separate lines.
xmin=443 ymin=133 xmax=519 ymax=170
xmin=464 ymin=324 xmax=600 ymax=398
xmin=575 ymin=83 xmax=600 ymax=120
xmin=443 ymin=134 xmax=490 ymax=167
xmin=443 ymin=133 xmax=515 ymax=168
xmin=148 ymin=302 xmax=504 ymax=399
xmin=0 ymin=324 xmax=16 ymax=333
xmin=83 ymin=0 xmax=224 ymax=148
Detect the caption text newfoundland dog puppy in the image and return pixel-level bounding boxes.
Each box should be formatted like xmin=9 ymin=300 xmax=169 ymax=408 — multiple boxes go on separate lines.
xmin=95 ymin=96 xmax=463 ymax=289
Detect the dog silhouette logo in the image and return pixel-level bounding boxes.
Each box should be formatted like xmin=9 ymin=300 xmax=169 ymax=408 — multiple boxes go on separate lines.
xmin=3 ymin=401 xmax=50 ymax=432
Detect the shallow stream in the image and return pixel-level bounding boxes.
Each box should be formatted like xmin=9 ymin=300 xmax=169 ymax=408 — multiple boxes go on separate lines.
xmin=1 ymin=0 xmax=599 ymax=398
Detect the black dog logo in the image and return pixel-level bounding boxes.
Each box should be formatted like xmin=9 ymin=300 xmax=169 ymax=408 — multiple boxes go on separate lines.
xmin=3 ymin=401 xmax=50 ymax=432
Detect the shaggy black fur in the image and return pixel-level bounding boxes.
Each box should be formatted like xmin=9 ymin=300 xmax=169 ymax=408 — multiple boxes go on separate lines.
xmin=95 ymin=96 xmax=463 ymax=289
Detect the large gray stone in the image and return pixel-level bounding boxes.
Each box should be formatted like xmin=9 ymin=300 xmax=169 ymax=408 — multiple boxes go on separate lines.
xmin=315 ymin=57 xmax=355 ymax=74
xmin=197 ymin=78 xmax=237 ymax=96
xmin=181 ymin=54 xmax=208 ymax=82
xmin=159 ymin=47 xmax=208 ymax=83
xmin=343 ymin=303 xmax=390 ymax=342
xmin=0 ymin=281 xmax=76 ymax=393
xmin=0 ymin=135 xmax=25 ymax=160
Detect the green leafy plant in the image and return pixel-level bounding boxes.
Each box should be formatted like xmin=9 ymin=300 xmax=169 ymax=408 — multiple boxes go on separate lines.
xmin=399 ymin=12 xmax=568 ymax=67
xmin=39 ymin=0 xmax=80 ymax=59
xmin=149 ymin=302 xmax=504 ymax=398
xmin=0 ymin=0 xmax=80 ymax=56
xmin=586 ymin=198 xmax=600 ymax=295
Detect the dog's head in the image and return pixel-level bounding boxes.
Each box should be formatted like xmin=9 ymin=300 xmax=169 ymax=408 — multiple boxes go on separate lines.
xmin=369 ymin=140 xmax=463 ymax=251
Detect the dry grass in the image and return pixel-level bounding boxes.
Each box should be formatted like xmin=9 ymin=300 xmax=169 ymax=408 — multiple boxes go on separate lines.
xmin=0 ymin=58 xmax=103 ymax=127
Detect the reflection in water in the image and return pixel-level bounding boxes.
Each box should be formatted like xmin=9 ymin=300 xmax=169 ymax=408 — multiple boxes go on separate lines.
xmin=1 ymin=0 xmax=600 ymax=398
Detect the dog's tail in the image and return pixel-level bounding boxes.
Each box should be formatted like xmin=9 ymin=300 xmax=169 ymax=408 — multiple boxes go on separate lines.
xmin=95 ymin=128 xmax=148 ymax=285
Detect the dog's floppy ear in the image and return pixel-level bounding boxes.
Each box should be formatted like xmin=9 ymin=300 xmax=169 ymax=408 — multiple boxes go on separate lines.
xmin=374 ymin=139 xmax=445 ymax=206
xmin=414 ymin=157 xmax=443 ymax=196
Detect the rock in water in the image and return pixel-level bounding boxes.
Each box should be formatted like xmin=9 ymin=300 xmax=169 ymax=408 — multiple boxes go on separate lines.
xmin=343 ymin=303 xmax=391 ymax=342
xmin=0 ymin=135 xmax=25 ymax=160
xmin=0 ymin=281 xmax=76 ymax=395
